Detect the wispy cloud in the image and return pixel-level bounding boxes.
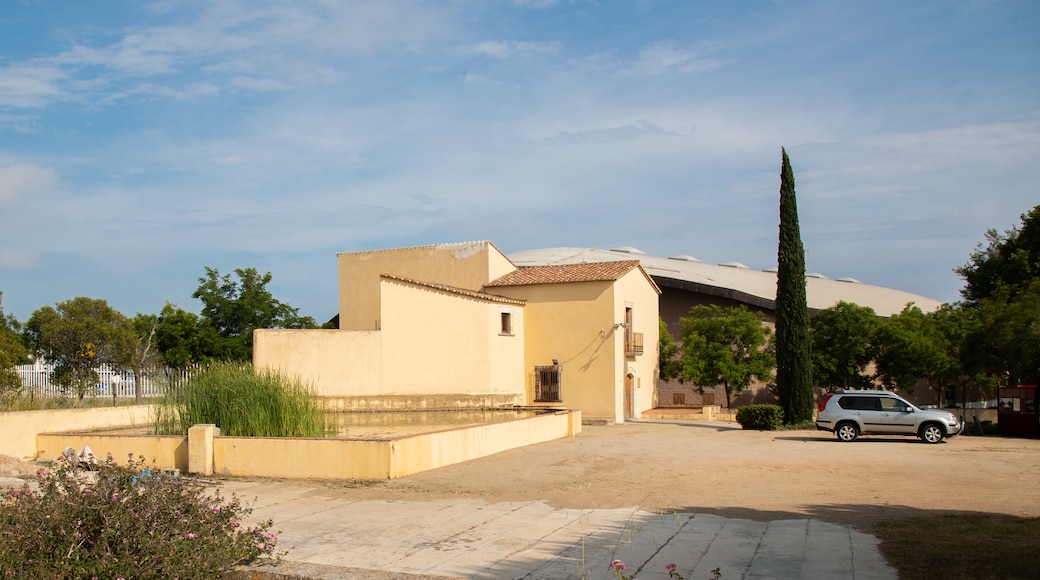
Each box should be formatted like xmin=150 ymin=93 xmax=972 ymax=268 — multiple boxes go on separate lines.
xmin=629 ymin=42 xmax=723 ymax=75
xmin=464 ymin=40 xmax=563 ymax=58
xmin=0 ymin=164 xmax=59 ymax=205
xmin=0 ymin=64 xmax=66 ymax=107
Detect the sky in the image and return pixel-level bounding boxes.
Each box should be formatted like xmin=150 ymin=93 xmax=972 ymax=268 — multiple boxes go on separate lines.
xmin=1 ymin=0 xmax=1037 ymax=323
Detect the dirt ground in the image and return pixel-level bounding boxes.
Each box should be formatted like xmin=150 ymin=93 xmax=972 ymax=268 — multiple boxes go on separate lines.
xmin=312 ymin=420 xmax=1040 ymax=532
xmin=6 ymin=420 xmax=1040 ymax=533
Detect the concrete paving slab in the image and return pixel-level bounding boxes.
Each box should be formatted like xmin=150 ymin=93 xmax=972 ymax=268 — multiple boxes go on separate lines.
xmin=225 ymin=481 xmax=897 ymax=579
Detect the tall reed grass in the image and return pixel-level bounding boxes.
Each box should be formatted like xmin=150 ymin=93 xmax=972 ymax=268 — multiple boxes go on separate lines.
xmin=153 ymin=362 xmax=330 ymax=437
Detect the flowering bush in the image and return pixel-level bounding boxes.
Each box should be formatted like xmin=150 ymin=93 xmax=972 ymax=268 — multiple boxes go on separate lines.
xmin=0 ymin=453 xmax=280 ymax=578
xmin=611 ymin=559 xmax=721 ymax=580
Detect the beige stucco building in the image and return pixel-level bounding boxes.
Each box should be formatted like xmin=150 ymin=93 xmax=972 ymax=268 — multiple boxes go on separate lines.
xmin=254 ymin=241 xmax=661 ymax=423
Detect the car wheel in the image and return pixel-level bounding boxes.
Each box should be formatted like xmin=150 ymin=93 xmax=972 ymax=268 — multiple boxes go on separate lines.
xmin=920 ymin=423 xmax=945 ymax=444
xmin=836 ymin=422 xmax=858 ymax=442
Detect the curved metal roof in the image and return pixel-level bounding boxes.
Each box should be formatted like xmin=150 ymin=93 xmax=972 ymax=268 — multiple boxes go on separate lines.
xmin=508 ymin=247 xmax=942 ymax=317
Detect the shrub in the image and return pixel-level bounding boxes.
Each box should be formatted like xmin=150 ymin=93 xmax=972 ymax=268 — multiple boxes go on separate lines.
xmin=0 ymin=454 xmax=279 ymax=578
xmin=735 ymin=404 xmax=784 ymax=430
xmin=154 ymin=362 xmax=329 ymax=437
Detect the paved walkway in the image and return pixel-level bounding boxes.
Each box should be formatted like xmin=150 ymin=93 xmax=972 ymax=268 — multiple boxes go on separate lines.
xmin=228 ymin=480 xmax=897 ymax=580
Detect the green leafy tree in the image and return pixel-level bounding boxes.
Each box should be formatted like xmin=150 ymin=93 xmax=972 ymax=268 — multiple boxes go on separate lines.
xmin=24 ymin=297 xmax=135 ymax=401
xmin=810 ymin=301 xmax=879 ymax=391
xmin=956 ymin=206 xmax=1040 ymax=385
xmin=775 ymin=148 xmax=813 ymax=424
xmin=873 ymin=304 xmax=964 ymax=406
xmin=0 ymin=292 xmax=29 ymax=396
xmin=678 ymin=305 xmax=775 ymax=408
xmin=956 ymin=205 xmax=1040 ymax=303
xmin=658 ymin=317 xmax=682 ymax=382
xmin=192 ymin=267 xmax=318 ymax=361
xmin=964 ymin=280 xmax=1040 ymax=385
xmin=154 ymin=303 xmax=213 ymax=368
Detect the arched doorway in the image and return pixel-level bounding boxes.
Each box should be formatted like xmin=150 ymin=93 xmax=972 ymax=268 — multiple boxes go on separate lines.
xmin=624 ymin=373 xmax=634 ymax=420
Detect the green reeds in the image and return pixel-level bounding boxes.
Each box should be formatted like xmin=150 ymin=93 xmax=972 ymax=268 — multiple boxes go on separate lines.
xmin=153 ymin=362 xmax=330 ymax=437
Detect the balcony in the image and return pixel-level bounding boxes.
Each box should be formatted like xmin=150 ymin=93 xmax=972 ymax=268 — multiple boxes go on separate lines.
xmin=625 ymin=331 xmax=644 ymax=356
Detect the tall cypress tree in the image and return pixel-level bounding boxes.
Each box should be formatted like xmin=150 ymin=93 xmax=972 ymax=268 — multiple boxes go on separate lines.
xmin=775 ymin=148 xmax=814 ymax=424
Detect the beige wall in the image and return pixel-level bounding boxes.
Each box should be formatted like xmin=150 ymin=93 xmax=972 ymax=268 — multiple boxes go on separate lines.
xmin=337 ymin=241 xmax=517 ymax=331
xmin=36 ymin=432 xmax=188 ymax=472
xmin=614 ymin=268 xmax=662 ymax=420
xmin=379 ymin=277 xmax=524 ymax=395
xmin=495 ymin=280 xmax=620 ymax=421
xmin=27 ymin=411 xmax=581 ymax=481
xmin=492 ymin=269 xmax=660 ymax=423
xmin=1 ymin=405 xmax=156 ymax=460
xmin=254 ymin=329 xmax=381 ymax=397
xmin=254 ymin=278 xmax=526 ymax=399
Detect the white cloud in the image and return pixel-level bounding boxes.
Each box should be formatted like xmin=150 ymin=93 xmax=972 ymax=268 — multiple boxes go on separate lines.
xmin=0 ymin=164 xmax=59 ymax=205
xmin=0 ymin=250 xmax=38 ymax=270
xmin=630 ymin=42 xmax=722 ymax=75
xmin=464 ymin=40 xmax=563 ymax=59
xmin=0 ymin=64 xmax=66 ymax=108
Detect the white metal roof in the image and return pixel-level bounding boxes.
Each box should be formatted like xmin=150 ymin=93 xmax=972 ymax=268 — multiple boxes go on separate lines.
xmin=508 ymin=247 xmax=942 ymax=317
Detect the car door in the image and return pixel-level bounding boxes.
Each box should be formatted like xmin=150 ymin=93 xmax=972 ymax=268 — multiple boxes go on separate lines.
xmin=876 ymin=396 xmax=917 ymax=434
xmin=853 ymin=396 xmax=885 ymax=434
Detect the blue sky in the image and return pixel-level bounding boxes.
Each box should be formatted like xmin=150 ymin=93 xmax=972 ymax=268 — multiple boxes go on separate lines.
xmin=1 ymin=0 xmax=1037 ymax=322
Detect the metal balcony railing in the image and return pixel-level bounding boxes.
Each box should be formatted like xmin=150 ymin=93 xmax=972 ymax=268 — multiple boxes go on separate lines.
xmin=625 ymin=331 xmax=644 ymax=356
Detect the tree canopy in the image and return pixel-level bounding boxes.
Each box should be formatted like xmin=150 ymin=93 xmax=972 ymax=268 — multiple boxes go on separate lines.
xmin=0 ymin=292 xmax=29 ymax=396
xmin=678 ymin=304 xmax=775 ymax=408
xmin=657 ymin=318 xmax=682 ymax=382
xmin=24 ymin=297 xmax=135 ymax=400
xmin=957 ymin=205 xmax=1040 ymax=303
xmin=191 ymin=267 xmax=318 ymax=361
xmin=872 ymin=304 xmax=965 ymax=406
xmin=955 ymin=205 xmax=1040 ymax=385
xmin=810 ymin=301 xmax=879 ymax=391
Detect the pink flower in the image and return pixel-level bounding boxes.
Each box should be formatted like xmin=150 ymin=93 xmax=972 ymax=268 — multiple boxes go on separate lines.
xmin=666 ymin=562 xmax=677 ymax=570
xmin=611 ymin=559 xmax=626 ymax=570
xmin=185 ymin=532 xmax=198 ymax=539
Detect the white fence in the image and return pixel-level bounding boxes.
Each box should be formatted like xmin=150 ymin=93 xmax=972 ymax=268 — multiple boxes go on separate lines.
xmin=14 ymin=361 xmax=194 ymax=399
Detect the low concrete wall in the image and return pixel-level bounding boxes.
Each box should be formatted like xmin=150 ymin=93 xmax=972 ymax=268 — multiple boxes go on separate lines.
xmin=36 ymin=432 xmax=188 ymax=471
xmin=322 ymin=394 xmax=523 ymax=411
xmin=214 ymin=410 xmax=581 ymax=480
xmin=1 ymin=405 xmax=155 ymax=460
xmin=641 ymin=406 xmax=723 ymax=421
xmin=31 ymin=410 xmax=582 ymax=481
xmin=387 ymin=409 xmax=582 ymax=478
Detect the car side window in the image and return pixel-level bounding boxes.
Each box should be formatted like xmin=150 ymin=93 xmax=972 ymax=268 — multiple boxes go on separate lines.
xmin=838 ymin=396 xmax=880 ymax=411
xmin=838 ymin=396 xmax=859 ymax=410
xmin=879 ymin=398 xmax=906 ymax=412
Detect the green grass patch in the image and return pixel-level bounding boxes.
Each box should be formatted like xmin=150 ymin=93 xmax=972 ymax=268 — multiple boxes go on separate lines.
xmin=876 ymin=514 xmax=1040 ymax=580
xmin=153 ymin=362 xmax=330 ymax=437
xmin=0 ymin=394 xmax=160 ymax=412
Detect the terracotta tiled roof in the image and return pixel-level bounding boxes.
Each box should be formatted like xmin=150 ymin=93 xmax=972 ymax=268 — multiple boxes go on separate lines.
xmin=381 ymin=274 xmax=526 ymax=305
xmin=486 ymin=261 xmax=643 ymax=287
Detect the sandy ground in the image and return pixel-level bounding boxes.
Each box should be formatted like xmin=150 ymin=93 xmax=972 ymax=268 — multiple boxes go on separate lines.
xmin=303 ymin=420 xmax=1040 ymax=532
xmin=6 ymin=420 xmax=1040 ymax=533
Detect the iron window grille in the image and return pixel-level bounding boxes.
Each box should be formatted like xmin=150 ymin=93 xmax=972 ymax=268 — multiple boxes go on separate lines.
xmin=534 ymin=365 xmax=562 ymax=402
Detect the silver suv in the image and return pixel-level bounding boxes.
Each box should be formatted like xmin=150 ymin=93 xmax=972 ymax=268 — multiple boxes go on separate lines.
xmin=816 ymin=390 xmax=964 ymax=444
